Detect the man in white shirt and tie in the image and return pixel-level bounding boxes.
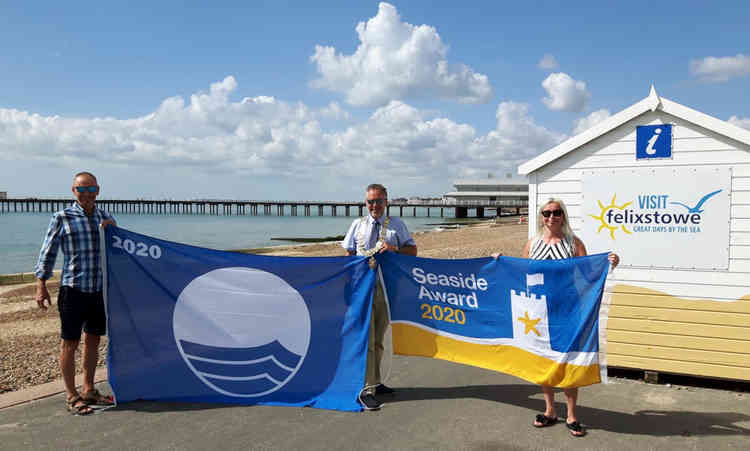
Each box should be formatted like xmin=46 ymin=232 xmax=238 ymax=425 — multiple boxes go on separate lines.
xmin=342 ymin=183 xmax=417 ymax=410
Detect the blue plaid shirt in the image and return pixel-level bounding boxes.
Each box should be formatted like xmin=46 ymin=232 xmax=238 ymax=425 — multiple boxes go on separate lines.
xmin=35 ymin=202 xmax=114 ymax=292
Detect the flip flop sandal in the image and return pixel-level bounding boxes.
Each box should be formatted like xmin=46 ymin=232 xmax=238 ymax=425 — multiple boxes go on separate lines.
xmin=82 ymin=389 xmax=115 ymax=406
xmin=67 ymin=396 xmax=93 ymax=416
xmin=566 ymin=421 xmax=587 ymax=437
xmin=533 ymin=414 xmax=558 ymax=427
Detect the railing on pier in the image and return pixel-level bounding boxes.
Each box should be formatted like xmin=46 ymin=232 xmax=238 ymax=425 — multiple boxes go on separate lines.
xmin=0 ymin=198 xmax=528 ymax=218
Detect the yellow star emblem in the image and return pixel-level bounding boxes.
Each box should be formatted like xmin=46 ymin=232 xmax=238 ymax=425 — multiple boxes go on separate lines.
xmin=518 ymin=311 xmax=541 ymax=336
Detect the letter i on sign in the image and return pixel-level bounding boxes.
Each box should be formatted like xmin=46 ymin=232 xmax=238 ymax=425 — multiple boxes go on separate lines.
xmin=645 ymin=128 xmax=661 ymax=155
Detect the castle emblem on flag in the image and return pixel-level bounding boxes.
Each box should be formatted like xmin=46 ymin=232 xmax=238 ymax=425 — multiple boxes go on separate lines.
xmin=510 ymin=287 xmax=550 ymax=350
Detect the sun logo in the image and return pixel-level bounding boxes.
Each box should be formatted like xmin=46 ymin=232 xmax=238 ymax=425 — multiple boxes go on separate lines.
xmin=590 ymin=194 xmax=633 ymax=239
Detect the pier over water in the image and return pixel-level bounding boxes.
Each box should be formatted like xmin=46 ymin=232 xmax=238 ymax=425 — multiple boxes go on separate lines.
xmin=0 ymin=198 xmax=527 ymax=218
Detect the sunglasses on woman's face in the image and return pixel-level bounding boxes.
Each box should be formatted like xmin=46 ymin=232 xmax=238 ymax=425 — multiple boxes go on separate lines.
xmin=541 ymin=209 xmax=563 ymax=218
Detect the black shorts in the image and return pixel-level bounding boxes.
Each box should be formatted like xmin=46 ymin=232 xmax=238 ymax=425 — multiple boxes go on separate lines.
xmin=57 ymin=286 xmax=107 ymax=340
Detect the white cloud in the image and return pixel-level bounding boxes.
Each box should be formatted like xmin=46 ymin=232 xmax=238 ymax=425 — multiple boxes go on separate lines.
xmin=318 ymin=102 xmax=351 ymax=120
xmin=537 ymin=54 xmax=559 ymax=70
xmin=728 ymin=115 xmax=750 ymax=130
xmin=335 ymin=100 xmax=564 ymax=182
xmin=541 ymin=73 xmax=590 ymax=112
xmin=573 ymin=109 xmax=611 ymax=135
xmin=0 ymin=76 xmax=335 ymax=175
xmin=488 ymin=102 xmax=566 ymax=156
xmin=0 ymin=77 xmax=562 ymax=197
xmin=690 ymin=54 xmax=750 ymax=82
xmin=310 ymin=2 xmax=492 ymax=107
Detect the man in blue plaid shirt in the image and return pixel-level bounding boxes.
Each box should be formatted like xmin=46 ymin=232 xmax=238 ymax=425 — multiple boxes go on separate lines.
xmin=35 ymin=171 xmax=116 ymax=415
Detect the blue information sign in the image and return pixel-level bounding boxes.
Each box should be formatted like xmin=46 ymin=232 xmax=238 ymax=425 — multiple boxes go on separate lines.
xmin=636 ymin=124 xmax=672 ymax=159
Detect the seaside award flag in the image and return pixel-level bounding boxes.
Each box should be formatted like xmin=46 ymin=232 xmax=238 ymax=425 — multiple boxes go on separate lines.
xmin=103 ymin=226 xmax=374 ymax=411
xmin=379 ymin=252 xmax=610 ymax=388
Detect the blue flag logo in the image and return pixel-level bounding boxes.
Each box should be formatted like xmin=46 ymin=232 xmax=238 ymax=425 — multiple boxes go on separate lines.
xmin=173 ymin=268 xmax=311 ymax=397
xmin=104 ymin=226 xmax=374 ymax=411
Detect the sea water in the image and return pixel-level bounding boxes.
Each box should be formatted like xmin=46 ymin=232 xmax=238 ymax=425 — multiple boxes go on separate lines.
xmin=0 ymin=209 xmax=464 ymax=275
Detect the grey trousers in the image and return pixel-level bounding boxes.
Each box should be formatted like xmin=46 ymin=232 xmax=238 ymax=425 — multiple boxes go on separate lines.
xmin=365 ymin=280 xmax=388 ymax=393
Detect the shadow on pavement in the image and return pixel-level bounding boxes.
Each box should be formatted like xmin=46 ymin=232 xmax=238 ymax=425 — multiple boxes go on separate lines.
xmin=104 ymin=383 xmax=750 ymax=438
xmin=586 ymin=408 xmax=750 ymax=437
xmin=110 ymin=399 xmax=249 ymax=413
xmin=388 ymin=384 xmax=750 ymax=437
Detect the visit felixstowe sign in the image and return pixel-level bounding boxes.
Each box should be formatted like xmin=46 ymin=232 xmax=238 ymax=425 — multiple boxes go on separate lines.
xmin=581 ymin=167 xmax=731 ymax=270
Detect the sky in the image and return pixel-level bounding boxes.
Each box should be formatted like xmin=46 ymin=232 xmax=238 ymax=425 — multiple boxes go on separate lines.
xmin=1 ymin=1 xmax=749 ymax=201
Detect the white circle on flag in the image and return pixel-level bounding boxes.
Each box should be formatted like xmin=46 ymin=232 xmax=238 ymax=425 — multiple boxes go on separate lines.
xmin=173 ymin=267 xmax=311 ymax=397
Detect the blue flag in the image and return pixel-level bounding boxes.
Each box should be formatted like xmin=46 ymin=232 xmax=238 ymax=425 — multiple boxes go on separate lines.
xmin=103 ymin=226 xmax=374 ymax=411
xmin=378 ymin=252 xmax=610 ymax=388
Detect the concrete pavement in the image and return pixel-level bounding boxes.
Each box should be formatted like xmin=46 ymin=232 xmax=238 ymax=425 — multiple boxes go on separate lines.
xmin=0 ymin=368 xmax=108 ymax=411
xmin=1 ymin=354 xmax=748 ymax=451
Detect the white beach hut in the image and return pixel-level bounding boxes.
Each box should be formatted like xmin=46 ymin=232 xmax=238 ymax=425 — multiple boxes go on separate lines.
xmin=519 ymin=86 xmax=750 ymax=382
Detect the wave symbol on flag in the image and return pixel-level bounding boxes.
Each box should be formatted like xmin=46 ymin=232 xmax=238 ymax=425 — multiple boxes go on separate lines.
xmin=173 ymin=267 xmax=311 ymax=397
xmin=179 ymin=340 xmax=302 ymax=396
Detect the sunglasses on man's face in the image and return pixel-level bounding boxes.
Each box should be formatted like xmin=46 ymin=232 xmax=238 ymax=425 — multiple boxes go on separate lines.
xmin=75 ymin=186 xmax=99 ymax=193
xmin=366 ymin=198 xmax=386 ymax=206
xmin=541 ymin=209 xmax=563 ymax=218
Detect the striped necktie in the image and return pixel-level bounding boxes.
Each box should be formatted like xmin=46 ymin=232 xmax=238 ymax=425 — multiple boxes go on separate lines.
xmin=368 ymin=221 xmax=380 ymax=249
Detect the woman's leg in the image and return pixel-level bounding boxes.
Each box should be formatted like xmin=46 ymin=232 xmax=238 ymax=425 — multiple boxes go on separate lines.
xmin=533 ymin=385 xmax=558 ymax=426
xmin=564 ymin=387 xmax=586 ymax=436
xmin=563 ymin=387 xmax=578 ymax=422
xmin=542 ymin=385 xmax=556 ymax=417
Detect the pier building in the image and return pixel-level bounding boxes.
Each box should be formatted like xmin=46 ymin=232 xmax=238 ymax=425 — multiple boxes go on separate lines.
xmin=443 ymin=177 xmax=528 ymax=218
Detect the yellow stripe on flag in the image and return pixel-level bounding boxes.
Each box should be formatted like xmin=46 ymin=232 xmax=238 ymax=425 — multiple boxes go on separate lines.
xmin=392 ymin=323 xmax=600 ymax=388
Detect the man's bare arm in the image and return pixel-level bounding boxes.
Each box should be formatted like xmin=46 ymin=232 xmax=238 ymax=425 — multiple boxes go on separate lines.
xmin=35 ymin=279 xmax=51 ymax=310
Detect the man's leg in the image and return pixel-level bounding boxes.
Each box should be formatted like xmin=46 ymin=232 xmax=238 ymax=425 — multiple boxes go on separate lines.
xmin=365 ymin=282 xmax=388 ymax=388
xmin=60 ymin=339 xmax=80 ymax=399
xmin=371 ymin=281 xmax=388 ymax=385
xmin=58 ymin=286 xmax=84 ymax=400
xmin=361 ymin=283 xmax=388 ymax=410
xmin=57 ymin=286 xmax=95 ymax=414
xmin=81 ymin=332 xmax=101 ymax=395
xmin=79 ymin=290 xmax=114 ymax=405
xmin=365 ymin=299 xmax=378 ymax=391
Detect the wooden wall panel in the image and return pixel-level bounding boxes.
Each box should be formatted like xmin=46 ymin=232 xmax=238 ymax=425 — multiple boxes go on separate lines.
xmin=607 ymin=355 xmax=750 ymax=381
xmin=607 ymin=343 xmax=748 ymax=367
xmin=607 ymin=330 xmax=747 ymax=354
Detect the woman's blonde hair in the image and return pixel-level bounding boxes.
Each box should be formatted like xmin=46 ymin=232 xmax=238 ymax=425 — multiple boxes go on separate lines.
xmin=536 ymin=198 xmax=575 ymax=240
